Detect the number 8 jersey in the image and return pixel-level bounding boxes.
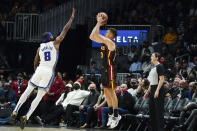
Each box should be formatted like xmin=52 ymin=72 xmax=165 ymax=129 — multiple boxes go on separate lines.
xmin=29 ymin=41 xmax=58 ymax=89
xmin=39 ymin=41 xmax=59 ymax=71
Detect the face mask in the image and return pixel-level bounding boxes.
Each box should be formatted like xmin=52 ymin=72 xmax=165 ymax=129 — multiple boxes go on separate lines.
xmin=122 ymin=88 xmax=128 ymax=94
xmin=90 ymin=89 xmax=95 ymax=92
xmin=73 ymin=84 xmax=80 ymax=90
xmin=116 ymin=90 xmax=121 ymax=96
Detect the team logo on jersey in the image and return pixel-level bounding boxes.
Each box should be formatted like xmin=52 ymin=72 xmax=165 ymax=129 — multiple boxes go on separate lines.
xmin=101 ymin=46 xmax=105 ymax=50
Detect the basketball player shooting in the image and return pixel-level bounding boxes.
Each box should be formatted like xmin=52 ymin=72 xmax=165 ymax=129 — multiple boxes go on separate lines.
xmin=9 ymin=8 xmax=76 ymax=129
xmin=89 ymin=13 xmax=121 ymax=129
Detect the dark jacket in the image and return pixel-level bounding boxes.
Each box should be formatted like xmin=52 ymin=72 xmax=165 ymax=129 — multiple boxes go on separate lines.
xmin=0 ymin=88 xmax=16 ymax=104
xmin=82 ymin=90 xmax=100 ymax=108
xmin=170 ymin=87 xmax=189 ymax=99
xmin=118 ymin=91 xmax=136 ymax=113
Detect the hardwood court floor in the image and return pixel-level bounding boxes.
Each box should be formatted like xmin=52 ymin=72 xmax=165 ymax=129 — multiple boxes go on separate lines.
xmin=0 ymin=126 xmax=111 ymax=131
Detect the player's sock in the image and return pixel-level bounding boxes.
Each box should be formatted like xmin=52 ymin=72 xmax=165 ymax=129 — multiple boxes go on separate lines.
xmin=14 ymin=84 xmax=35 ymax=113
xmin=109 ymin=107 xmax=113 ymax=115
xmin=113 ymin=109 xmax=118 ymax=117
xmin=26 ymin=89 xmax=46 ymax=120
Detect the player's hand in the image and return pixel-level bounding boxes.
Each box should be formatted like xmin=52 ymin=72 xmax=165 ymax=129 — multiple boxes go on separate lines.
xmin=71 ymin=8 xmax=76 ymax=19
xmin=96 ymin=13 xmax=104 ymax=25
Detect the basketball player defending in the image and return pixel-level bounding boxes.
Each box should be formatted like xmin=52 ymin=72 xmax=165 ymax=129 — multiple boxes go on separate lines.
xmin=10 ymin=8 xmax=76 ymax=129
xmin=90 ymin=13 xmax=121 ymax=129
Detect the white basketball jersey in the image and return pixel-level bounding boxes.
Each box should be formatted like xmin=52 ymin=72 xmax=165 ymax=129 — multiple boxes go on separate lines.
xmin=38 ymin=41 xmax=58 ymax=70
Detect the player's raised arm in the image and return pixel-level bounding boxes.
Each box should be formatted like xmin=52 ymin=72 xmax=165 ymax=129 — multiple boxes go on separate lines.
xmin=89 ymin=13 xmax=115 ymax=51
xmin=54 ymin=8 xmax=76 ymax=49
xmin=34 ymin=47 xmax=40 ymax=71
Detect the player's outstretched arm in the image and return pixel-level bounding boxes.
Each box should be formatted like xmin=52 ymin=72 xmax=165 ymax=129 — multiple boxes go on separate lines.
xmin=89 ymin=14 xmax=115 ymax=51
xmin=54 ymin=8 xmax=76 ymax=50
xmin=34 ymin=47 xmax=40 ymax=71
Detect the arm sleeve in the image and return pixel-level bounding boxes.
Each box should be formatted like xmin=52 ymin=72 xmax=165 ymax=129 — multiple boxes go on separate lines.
xmin=156 ymin=64 xmax=165 ymax=76
xmin=81 ymin=91 xmax=90 ymax=97
xmin=55 ymin=93 xmax=65 ymax=105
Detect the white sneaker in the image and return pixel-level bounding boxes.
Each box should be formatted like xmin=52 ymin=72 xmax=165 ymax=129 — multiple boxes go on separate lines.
xmin=107 ymin=114 xmax=113 ymax=127
xmin=110 ymin=114 xmax=122 ymax=129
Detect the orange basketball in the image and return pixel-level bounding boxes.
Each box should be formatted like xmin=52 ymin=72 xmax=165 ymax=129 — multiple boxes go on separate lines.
xmin=96 ymin=12 xmax=108 ymax=26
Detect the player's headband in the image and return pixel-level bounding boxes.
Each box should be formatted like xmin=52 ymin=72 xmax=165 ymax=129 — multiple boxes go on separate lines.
xmin=43 ymin=32 xmax=52 ymax=42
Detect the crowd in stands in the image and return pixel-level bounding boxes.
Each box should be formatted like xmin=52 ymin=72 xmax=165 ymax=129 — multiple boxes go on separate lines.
xmin=0 ymin=0 xmax=71 ymax=21
xmin=0 ymin=56 xmax=197 ymax=130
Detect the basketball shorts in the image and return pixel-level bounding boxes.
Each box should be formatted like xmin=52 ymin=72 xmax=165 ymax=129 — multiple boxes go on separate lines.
xmin=29 ymin=66 xmax=55 ymax=90
xmin=101 ymin=68 xmax=116 ymax=89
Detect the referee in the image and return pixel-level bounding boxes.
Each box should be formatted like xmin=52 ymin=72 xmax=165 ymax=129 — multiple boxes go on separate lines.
xmin=144 ymin=52 xmax=165 ymax=131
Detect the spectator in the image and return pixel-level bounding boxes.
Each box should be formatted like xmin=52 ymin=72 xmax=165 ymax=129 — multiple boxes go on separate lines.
xmin=163 ymin=27 xmax=178 ymax=56
xmin=128 ymin=78 xmax=149 ymax=97
xmin=168 ymin=78 xmax=181 ymax=99
xmin=163 ymin=81 xmax=172 ymax=98
xmin=188 ymin=71 xmax=196 ymax=83
xmin=176 ymin=80 xmax=189 ymax=99
xmin=174 ymin=61 xmax=181 ymax=74
xmin=0 ymin=82 xmax=16 ymax=124
xmin=11 ymin=73 xmax=28 ymax=100
xmin=129 ymin=55 xmax=142 ymax=73
xmin=59 ymin=82 xmax=89 ymax=126
xmin=152 ymin=29 xmax=163 ymax=53
xmin=189 ymin=56 xmax=197 ymax=67
xmin=191 ymin=56 xmax=197 ymax=73
xmin=0 ymin=82 xmax=16 ymax=110
xmin=79 ymin=83 xmax=100 ymax=128
xmin=39 ymin=82 xmax=89 ymax=125
xmin=129 ymin=78 xmax=138 ymax=90
xmin=81 ymin=86 xmax=107 ymax=128
xmin=180 ymin=68 xmax=189 ymax=80
xmin=116 ymin=48 xmax=130 ymax=73
xmin=87 ymin=61 xmax=101 ymax=74
xmin=94 ymin=88 xmax=107 ymax=128
xmin=180 ymin=59 xmax=192 ymax=74
xmin=140 ymin=40 xmax=154 ymax=60
xmin=188 ymin=82 xmax=197 ymax=100
xmin=128 ymin=45 xmax=138 ymax=62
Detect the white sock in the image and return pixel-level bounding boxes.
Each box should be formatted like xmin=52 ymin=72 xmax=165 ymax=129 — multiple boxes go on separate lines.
xmin=26 ymin=89 xmax=46 ymax=120
xmin=14 ymin=84 xmax=35 ymax=113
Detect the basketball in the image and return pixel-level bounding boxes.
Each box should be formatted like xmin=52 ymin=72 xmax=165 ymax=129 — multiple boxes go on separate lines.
xmin=96 ymin=12 xmax=108 ymax=26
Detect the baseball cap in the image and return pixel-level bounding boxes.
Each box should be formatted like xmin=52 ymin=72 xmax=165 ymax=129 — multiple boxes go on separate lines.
xmin=65 ymin=83 xmax=72 ymax=88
